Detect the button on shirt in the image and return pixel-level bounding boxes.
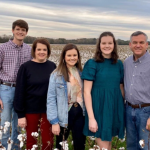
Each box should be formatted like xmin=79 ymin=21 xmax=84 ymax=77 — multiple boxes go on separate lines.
xmin=0 ymin=40 xmax=31 ymax=83
xmin=124 ymin=51 xmax=150 ymax=104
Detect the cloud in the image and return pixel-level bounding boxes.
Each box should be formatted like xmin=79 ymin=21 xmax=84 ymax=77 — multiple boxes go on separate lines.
xmin=0 ymin=0 xmax=150 ymax=40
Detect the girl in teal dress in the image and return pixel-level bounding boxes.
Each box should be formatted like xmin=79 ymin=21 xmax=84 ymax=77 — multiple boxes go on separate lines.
xmin=82 ymin=32 xmax=125 ymax=150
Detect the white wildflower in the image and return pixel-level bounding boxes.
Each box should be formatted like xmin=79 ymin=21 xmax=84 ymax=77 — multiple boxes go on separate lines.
xmin=0 ymin=130 xmax=3 ymax=140
xmin=119 ymin=147 xmax=125 ymax=150
xmin=102 ymin=148 xmax=108 ymax=150
xmin=7 ymin=137 xmax=13 ymax=150
xmin=17 ymin=133 xmax=26 ymax=148
xmin=32 ymin=144 xmax=38 ymax=148
xmin=3 ymin=127 xmax=8 ymax=134
xmin=20 ymin=141 xmax=24 ymax=148
xmin=93 ymin=145 xmax=100 ymax=150
xmin=3 ymin=122 xmax=10 ymax=134
xmin=120 ymin=138 xmax=125 ymax=142
xmin=59 ymin=141 xmax=68 ymax=150
xmin=21 ymin=128 xmax=25 ymax=131
xmin=17 ymin=134 xmax=23 ymax=141
xmin=0 ymin=142 xmax=6 ymax=150
xmin=139 ymin=139 xmax=145 ymax=148
xmin=4 ymin=122 xmax=10 ymax=128
xmin=31 ymin=132 xmax=39 ymax=137
xmin=89 ymin=136 xmax=96 ymax=140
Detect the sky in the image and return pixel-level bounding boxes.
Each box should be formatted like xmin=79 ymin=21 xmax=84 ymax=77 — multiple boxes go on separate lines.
xmin=0 ymin=0 xmax=150 ymax=40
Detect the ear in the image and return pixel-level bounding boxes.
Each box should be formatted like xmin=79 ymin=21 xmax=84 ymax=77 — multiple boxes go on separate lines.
xmin=146 ymin=42 xmax=148 ymax=49
xmin=12 ymin=29 xmax=14 ymax=34
xmin=129 ymin=42 xmax=132 ymax=49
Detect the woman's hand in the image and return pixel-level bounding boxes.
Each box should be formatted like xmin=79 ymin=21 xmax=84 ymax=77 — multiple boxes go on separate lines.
xmin=89 ymin=118 xmax=98 ymax=133
xmin=18 ymin=117 xmax=27 ymax=128
xmin=52 ymin=124 xmax=60 ymax=135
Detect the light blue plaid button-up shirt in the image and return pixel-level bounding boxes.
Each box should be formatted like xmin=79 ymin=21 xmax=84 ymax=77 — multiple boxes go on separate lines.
xmin=124 ymin=51 xmax=150 ymax=104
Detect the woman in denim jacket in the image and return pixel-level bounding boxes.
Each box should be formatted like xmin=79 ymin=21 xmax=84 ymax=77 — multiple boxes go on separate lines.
xmin=47 ymin=43 xmax=86 ymax=150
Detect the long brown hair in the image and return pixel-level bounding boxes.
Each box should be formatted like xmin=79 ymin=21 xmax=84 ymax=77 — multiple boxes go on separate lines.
xmin=94 ymin=31 xmax=118 ymax=64
xmin=56 ymin=43 xmax=82 ymax=82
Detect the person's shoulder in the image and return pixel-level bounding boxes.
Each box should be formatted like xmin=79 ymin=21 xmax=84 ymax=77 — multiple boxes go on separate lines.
xmin=21 ymin=60 xmax=32 ymax=67
xmin=124 ymin=55 xmax=132 ymax=64
xmin=47 ymin=60 xmax=56 ymax=66
xmin=85 ymin=58 xmax=97 ymax=65
xmin=117 ymin=59 xmax=123 ymax=65
xmin=18 ymin=61 xmax=31 ymax=73
xmin=50 ymin=69 xmax=59 ymax=79
xmin=88 ymin=58 xmax=96 ymax=63
xmin=23 ymin=43 xmax=31 ymax=49
xmin=0 ymin=41 xmax=10 ymax=49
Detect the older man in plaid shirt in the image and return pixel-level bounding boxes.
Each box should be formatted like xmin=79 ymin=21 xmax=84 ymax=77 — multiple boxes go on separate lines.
xmin=0 ymin=19 xmax=31 ymax=149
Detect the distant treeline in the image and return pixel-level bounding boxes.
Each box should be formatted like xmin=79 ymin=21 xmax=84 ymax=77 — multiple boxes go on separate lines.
xmin=0 ymin=35 xmax=150 ymax=45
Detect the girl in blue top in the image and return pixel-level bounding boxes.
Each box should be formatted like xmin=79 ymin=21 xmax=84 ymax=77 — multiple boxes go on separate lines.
xmin=82 ymin=32 xmax=125 ymax=150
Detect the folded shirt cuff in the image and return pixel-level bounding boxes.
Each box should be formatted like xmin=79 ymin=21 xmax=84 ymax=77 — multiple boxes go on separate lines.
xmin=50 ymin=117 xmax=59 ymax=125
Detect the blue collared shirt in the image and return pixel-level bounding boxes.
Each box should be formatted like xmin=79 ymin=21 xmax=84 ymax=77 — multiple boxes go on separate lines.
xmin=124 ymin=51 xmax=150 ymax=104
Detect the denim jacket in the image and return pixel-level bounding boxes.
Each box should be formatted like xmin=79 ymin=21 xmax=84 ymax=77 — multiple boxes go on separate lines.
xmin=47 ymin=70 xmax=85 ymax=128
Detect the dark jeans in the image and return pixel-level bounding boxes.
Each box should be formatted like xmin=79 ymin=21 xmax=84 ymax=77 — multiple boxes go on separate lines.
xmin=56 ymin=102 xmax=86 ymax=150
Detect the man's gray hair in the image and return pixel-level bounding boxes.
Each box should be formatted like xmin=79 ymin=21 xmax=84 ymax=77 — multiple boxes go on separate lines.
xmin=130 ymin=31 xmax=148 ymax=42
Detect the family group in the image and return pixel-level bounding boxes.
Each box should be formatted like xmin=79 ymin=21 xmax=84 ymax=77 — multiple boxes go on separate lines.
xmin=0 ymin=19 xmax=149 ymax=150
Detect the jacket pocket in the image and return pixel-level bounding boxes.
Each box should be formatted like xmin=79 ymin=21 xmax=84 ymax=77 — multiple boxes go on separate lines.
xmin=56 ymin=83 xmax=65 ymax=96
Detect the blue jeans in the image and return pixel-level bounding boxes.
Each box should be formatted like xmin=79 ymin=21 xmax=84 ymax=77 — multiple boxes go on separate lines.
xmin=0 ymin=84 xmax=19 ymax=149
xmin=126 ymin=103 xmax=150 ymax=150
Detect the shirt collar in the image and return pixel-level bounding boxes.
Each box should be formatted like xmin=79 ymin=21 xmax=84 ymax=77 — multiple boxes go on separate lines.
xmin=9 ymin=40 xmax=24 ymax=49
xmin=132 ymin=51 xmax=149 ymax=63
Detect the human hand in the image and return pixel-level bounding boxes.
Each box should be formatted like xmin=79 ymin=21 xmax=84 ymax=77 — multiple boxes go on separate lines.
xmin=89 ymin=118 xmax=98 ymax=133
xmin=52 ymin=124 xmax=60 ymax=135
xmin=0 ymin=99 xmax=3 ymax=109
xmin=146 ymin=118 xmax=150 ymax=131
xmin=18 ymin=117 xmax=27 ymax=128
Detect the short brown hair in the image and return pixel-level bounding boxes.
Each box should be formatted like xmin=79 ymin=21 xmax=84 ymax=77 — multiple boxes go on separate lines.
xmin=94 ymin=31 xmax=118 ymax=64
xmin=31 ymin=38 xmax=51 ymax=59
xmin=56 ymin=43 xmax=82 ymax=82
xmin=12 ymin=19 xmax=29 ymax=32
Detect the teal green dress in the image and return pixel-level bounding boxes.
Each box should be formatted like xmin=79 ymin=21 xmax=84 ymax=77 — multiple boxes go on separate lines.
xmin=82 ymin=59 xmax=125 ymax=141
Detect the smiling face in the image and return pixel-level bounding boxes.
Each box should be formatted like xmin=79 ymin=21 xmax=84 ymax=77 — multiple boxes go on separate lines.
xmin=12 ymin=26 xmax=27 ymax=42
xmin=100 ymin=35 xmax=114 ymax=58
xmin=129 ymin=34 xmax=148 ymax=61
xmin=34 ymin=43 xmax=48 ymax=62
xmin=65 ymin=48 xmax=78 ymax=68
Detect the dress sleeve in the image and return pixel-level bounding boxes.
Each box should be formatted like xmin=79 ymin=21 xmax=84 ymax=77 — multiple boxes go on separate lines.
xmin=14 ymin=64 xmax=27 ymax=118
xmin=119 ymin=60 xmax=124 ymax=84
xmin=81 ymin=59 xmax=97 ymax=81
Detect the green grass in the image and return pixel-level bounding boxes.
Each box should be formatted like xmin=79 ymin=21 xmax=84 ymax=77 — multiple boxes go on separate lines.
xmin=53 ymin=132 xmax=126 ymax=150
